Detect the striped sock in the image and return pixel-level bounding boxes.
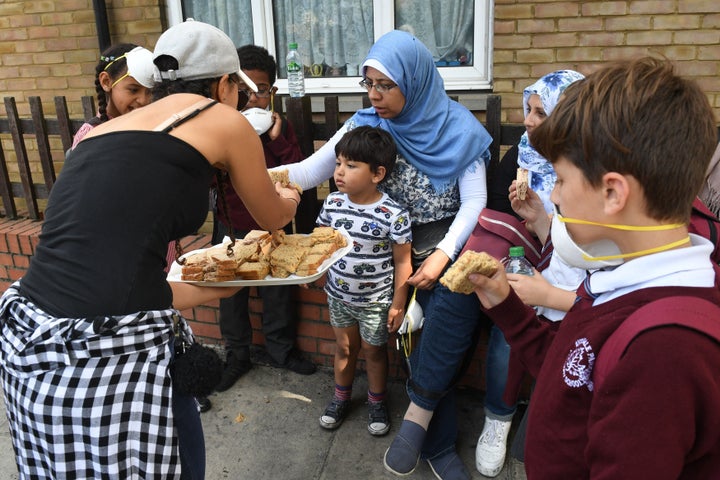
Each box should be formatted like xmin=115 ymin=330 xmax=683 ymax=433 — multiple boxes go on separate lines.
xmin=368 ymin=389 xmax=386 ymax=404
xmin=334 ymin=384 xmax=352 ymax=402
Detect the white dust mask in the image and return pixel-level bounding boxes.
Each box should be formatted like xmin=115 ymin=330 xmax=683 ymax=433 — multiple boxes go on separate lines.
xmin=550 ymin=206 xmax=690 ymax=270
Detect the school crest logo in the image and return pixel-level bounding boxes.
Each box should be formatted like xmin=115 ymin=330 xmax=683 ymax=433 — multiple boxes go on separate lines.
xmin=563 ymin=337 xmax=595 ymax=391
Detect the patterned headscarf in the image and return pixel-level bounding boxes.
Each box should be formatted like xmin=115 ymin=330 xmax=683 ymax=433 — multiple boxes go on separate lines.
xmin=349 ymin=30 xmax=492 ymax=192
xmin=517 ymin=70 xmax=585 ymax=213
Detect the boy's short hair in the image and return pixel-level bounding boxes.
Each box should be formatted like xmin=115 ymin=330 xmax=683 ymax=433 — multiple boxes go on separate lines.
xmin=237 ymin=45 xmax=277 ymax=85
xmin=335 ymin=126 xmax=398 ymax=180
xmin=531 ymin=56 xmax=717 ymax=222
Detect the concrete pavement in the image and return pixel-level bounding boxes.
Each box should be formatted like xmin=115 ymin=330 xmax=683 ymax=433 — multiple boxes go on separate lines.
xmin=0 ymin=355 xmax=525 ymax=479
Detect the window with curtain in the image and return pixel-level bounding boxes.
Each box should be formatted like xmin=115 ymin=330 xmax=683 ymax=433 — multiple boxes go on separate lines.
xmin=182 ymin=0 xmax=254 ymax=49
xmin=172 ymin=0 xmax=492 ymax=93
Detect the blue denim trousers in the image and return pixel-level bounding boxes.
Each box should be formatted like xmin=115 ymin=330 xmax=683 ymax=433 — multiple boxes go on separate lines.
xmin=406 ymin=284 xmax=515 ymax=459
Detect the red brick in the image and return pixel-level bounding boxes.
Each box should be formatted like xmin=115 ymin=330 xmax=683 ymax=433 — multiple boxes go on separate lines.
xmin=188 ymin=320 xmax=221 ymax=340
xmin=192 ymin=307 xmax=217 ymax=324
xmin=0 ymin=253 xmax=13 ymax=266
xmin=296 ymin=336 xmax=318 ymax=354
xmin=8 ymin=267 xmax=25 ymax=281
xmin=12 ymin=254 xmax=29 ymax=268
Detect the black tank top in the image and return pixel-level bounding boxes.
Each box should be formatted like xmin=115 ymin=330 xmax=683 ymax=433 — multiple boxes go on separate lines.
xmin=21 ymin=105 xmax=217 ymax=317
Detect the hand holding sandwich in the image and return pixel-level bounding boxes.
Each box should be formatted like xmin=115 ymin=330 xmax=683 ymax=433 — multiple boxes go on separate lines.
xmin=468 ymin=266 xmax=511 ymax=310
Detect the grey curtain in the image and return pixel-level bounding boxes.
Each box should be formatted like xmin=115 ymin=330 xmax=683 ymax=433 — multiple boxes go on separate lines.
xmin=273 ymin=0 xmax=374 ymax=77
xmin=182 ymin=0 xmax=254 ymax=49
xmin=395 ymin=0 xmax=475 ymax=66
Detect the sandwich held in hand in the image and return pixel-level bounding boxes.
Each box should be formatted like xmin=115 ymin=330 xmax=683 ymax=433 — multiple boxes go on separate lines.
xmin=269 ymin=168 xmax=303 ymax=194
xmin=179 ymin=227 xmax=347 ymax=282
xmin=439 ymin=251 xmax=499 ymax=294
xmin=516 ymin=168 xmax=529 ymax=201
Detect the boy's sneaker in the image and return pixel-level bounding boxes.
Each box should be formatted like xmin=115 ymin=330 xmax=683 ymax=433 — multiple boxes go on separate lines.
xmin=319 ymin=398 xmax=350 ymax=430
xmin=367 ymin=400 xmax=390 ymax=436
xmin=475 ymin=417 xmax=512 ymax=477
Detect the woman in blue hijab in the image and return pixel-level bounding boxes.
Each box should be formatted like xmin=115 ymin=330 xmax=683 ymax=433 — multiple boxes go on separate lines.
xmin=285 ymin=30 xmax=492 ymax=478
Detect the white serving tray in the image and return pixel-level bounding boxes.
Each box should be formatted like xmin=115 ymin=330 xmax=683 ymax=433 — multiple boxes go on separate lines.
xmin=167 ymin=228 xmax=352 ymax=287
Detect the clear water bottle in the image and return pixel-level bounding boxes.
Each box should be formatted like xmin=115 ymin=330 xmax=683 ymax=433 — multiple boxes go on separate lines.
xmin=286 ymin=42 xmax=305 ymax=98
xmin=505 ymin=246 xmax=534 ymax=276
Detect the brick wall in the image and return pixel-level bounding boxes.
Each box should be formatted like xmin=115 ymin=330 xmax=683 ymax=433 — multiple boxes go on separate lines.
xmin=493 ymin=0 xmax=720 ymax=123
xmin=0 ymin=0 xmax=163 ymax=118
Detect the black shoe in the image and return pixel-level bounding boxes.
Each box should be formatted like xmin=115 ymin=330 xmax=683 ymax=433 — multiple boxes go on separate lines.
xmin=319 ymin=398 xmax=350 ymax=430
xmin=272 ymin=351 xmax=316 ymax=375
xmin=367 ymin=400 xmax=390 ymax=436
xmin=196 ymin=396 xmax=212 ymax=413
xmin=215 ymin=350 xmax=252 ymax=392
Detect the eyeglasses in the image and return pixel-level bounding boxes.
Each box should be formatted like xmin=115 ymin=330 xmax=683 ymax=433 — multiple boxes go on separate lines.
xmin=239 ymin=88 xmax=272 ymax=99
xmin=359 ymin=79 xmax=397 ymax=94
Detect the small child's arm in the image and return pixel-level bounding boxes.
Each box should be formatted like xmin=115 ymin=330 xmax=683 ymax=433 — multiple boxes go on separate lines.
xmin=506 ymin=271 xmax=576 ymax=312
xmin=387 ymin=241 xmax=413 ymax=333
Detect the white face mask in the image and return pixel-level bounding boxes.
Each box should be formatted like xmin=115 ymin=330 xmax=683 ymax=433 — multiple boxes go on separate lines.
xmin=550 ymin=205 xmax=690 ymax=270
xmin=242 ymin=107 xmax=273 ymax=135
xmin=550 ymin=210 xmax=624 ymax=270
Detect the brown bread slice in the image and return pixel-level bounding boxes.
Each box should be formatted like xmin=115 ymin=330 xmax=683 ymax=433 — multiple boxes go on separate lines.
xmin=439 ymin=251 xmax=499 ymax=294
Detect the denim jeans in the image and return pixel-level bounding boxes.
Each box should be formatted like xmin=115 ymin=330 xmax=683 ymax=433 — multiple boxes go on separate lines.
xmin=406 ymin=284 xmax=483 ymax=458
xmin=171 ymin=339 xmax=205 ymax=479
xmin=405 ymin=284 xmax=516 ymax=458
xmin=485 ymin=323 xmax=517 ymax=419
xmin=174 ymin=391 xmax=205 ymax=479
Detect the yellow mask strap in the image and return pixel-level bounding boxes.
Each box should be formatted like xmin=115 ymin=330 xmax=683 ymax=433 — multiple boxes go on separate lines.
xmin=582 ymin=236 xmax=691 ymax=262
xmin=110 ymin=72 xmax=129 ymax=88
xmin=103 ymin=53 xmax=128 ymax=72
xmin=558 ymin=215 xmax=685 ymax=232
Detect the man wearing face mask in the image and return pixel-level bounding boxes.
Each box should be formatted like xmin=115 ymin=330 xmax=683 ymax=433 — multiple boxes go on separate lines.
xmin=211 ymin=45 xmax=315 ymax=396
xmin=469 ymin=57 xmax=720 ymax=479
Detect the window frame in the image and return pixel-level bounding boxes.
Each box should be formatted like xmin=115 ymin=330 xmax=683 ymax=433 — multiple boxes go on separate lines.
xmin=165 ymin=0 xmax=493 ymax=94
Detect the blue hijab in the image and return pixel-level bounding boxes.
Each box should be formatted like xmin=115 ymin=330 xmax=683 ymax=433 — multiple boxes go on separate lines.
xmin=349 ymin=30 xmax=492 ymax=192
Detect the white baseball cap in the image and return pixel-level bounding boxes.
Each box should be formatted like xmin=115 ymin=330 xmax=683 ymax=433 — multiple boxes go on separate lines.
xmin=152 ymin=19 xmax=257 ymax=92
xmin=124 ymin=46 xmax=155 ymax=89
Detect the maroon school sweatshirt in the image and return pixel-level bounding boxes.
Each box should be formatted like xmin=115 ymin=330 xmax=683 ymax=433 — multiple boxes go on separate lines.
xmin=485 ymin=285 xmax=720 ymax=479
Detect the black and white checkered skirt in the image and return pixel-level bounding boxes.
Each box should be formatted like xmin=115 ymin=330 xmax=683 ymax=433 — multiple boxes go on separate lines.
xmin=0 ymin=282 xmax=183 ymax=479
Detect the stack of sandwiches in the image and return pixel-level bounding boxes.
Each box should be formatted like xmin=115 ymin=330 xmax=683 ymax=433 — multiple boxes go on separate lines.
xmin=179 ymin=226 xmax=347 ymax=282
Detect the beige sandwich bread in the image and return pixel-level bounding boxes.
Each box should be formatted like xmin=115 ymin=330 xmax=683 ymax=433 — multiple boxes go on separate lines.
xmin=268 ymin=169 xmax=303 ymax=194
xmin=179 ymin=227 xmax=347 ymax=281
xmin=516 ymin=168 xmax=529 ymax=201
xmin=439 ymin=251 xmax=499 ymax=294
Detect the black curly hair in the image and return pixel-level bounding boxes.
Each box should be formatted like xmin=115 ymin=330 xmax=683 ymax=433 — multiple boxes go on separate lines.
xmin=95 ymin=43 xmax=139 ymax=122
xmin=236 ymin=44 xmax=277 ymax=85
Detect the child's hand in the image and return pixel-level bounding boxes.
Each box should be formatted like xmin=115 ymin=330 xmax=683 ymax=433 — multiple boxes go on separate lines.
xmin=267 ymin=112 xmax=282 ymax=141
xmin=386 ymin=306 xmax=405 ymax=333
xmin=506 ymin=269 xmax=548 ymax=306
xmin=468 ymin=267 xmax=511 ymax=309
xmin=509 ymin=181 xmax=545 ymax=224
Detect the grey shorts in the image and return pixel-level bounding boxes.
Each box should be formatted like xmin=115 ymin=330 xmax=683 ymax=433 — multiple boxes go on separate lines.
xmin=327 ymin=296 xmax=389 ymax=347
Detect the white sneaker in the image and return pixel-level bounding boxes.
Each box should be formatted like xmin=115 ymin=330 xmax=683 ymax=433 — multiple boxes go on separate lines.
xmin=475 ymin=417 xmax=512 ymax=477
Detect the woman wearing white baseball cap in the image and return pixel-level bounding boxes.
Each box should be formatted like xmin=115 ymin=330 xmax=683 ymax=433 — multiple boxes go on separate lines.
xmin=0 ymin=19 xmax=298 ymax=479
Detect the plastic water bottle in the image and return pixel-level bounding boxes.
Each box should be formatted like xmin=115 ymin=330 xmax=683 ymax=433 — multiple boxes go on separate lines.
xmin=286 ymin=42 xmax=305 ymax=98
xmin=505 ymin=246 xmax=534 ymax=276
